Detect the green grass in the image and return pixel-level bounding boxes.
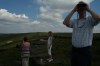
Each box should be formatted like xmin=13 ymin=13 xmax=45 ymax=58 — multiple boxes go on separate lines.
xmin=0 ymin=33 xmax=100 ymax=66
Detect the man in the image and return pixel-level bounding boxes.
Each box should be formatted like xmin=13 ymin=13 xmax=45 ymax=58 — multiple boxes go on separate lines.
xmin=63 ymin=1 xmax=100 ymax=66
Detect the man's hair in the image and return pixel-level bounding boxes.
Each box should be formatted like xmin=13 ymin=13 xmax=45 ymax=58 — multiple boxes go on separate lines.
xmin=77 ymin=1 xmax=87 ymax=8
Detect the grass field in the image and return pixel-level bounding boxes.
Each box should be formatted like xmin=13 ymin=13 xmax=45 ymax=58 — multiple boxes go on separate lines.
xmin=0 ymin=33 xmax=100 ymax=66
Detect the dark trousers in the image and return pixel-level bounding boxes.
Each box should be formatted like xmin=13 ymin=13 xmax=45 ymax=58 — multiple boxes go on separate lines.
xmin=71 ymin=46 xmax=92 ymax=66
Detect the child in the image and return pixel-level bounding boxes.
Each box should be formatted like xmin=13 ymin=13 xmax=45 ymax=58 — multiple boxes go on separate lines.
xmin=21 ymin=36 xmax=30 ymax=66
xmin=47 ymin=31 xmax=53 ymax=62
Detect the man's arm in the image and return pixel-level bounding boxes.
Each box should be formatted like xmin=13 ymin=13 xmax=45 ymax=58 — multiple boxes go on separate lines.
xmin=63 ymin=6 xmax=77 ymax=26
xmin=87 ymin=6 xmax=100 ymax=21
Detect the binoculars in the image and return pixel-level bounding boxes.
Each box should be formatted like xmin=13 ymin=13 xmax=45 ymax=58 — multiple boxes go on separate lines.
xmin=77 ymin=1 xmax=87 ymax=8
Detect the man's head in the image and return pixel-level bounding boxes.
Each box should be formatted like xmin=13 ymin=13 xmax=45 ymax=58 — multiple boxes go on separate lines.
xmin=76 ymin=1 xmax=87 ymax=18
xmin=77 ymin=1 xmax=87 ymax=8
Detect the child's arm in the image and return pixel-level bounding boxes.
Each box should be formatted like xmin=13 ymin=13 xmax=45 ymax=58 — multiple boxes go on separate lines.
xmin=40 ymin=39 xmax=47 ymax=42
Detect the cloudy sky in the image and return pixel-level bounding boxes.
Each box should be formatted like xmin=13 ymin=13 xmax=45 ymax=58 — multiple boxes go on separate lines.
xmin=0 ymin=0 xmax=100 ymax=33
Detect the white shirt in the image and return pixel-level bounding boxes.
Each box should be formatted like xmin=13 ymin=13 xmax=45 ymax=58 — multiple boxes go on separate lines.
xmin=66 ymin=16 xmax=100 ymax=48
xmin=47 ymin=36 xmax=52 ymax=45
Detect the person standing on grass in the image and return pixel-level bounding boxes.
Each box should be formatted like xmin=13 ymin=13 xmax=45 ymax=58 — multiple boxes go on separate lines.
xmin=21 ymin=36 xmax=30 ymax=66
xmin=63 ymin=1 xmax=100 ymax=66
xmin=47 ymin=31 xmax=53 ymax=62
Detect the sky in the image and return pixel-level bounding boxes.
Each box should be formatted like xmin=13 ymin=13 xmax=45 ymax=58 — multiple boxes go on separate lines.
xmin=0 ymin=0 xmax=100 ymax=33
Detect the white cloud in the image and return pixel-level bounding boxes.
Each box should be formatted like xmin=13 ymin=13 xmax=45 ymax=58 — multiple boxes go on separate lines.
xmin=36 ymin=0 xmax=100 ymax=33
xmin=0 ymin=0 xmax=99 ymax=33
xmin=0 ymin=9 xmax=29 ymax=23
xmin=40 ymin=6 xmax=47 ymax=13
xmin=94 ymin=24 xmax=100 ymax=33
xmin=0 ymin=9 xmax=40 ymax=33
xmin=38 ymin=0 xmax=93 ymax=13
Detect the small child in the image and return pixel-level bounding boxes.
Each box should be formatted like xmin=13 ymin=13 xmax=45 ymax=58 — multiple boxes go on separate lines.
xmin=21 ymin=36 xmax=30 ymax=66
xmin=47 ymin=31 xmax=53 ymax=62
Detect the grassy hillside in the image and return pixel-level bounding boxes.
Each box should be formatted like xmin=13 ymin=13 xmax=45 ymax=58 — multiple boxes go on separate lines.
xmin=0 ymin=33 xmax=100 ymax=66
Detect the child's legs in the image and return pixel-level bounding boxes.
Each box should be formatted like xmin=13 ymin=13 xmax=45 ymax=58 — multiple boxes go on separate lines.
xmin=22 ymin=57 xmax=29 ymax=66
xmin=48 ymin=45 xmax=52 ymax=58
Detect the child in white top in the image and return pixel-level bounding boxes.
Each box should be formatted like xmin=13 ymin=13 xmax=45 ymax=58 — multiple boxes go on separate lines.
xmin=47 ymin=31 xmax=53 ymax=62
